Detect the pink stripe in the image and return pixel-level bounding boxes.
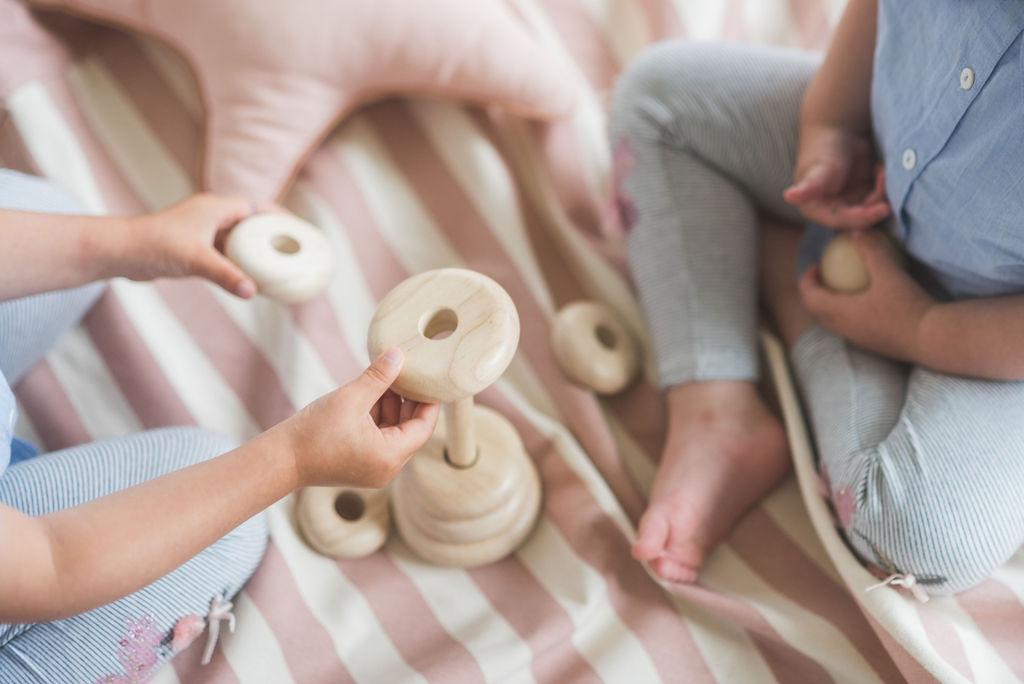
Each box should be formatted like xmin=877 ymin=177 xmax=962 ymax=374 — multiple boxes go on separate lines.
xmin=0 ymin=111 xmax=41 ymax=176
xmin=786 ymin=0 xmax=832 ymax=50
xmin=171 ymin=630 xmax=241 ymax=684
xmin=470 ymin=559 xmax=602 ymax=682
xmin=242 ymin=542 xmax=357 ymax=683
xmin=533 ymin=0 xmax=620 ymax=89
xmin=730 ymin=509 xmax=906 ymax=683
xmin=957 ymin=578 xmax=1024 ymax=679
xmin=0 ymin=2 xmax=73 ymax=97
xmin=83 ymin=291 xmax=196 ymax=428
xmin=913 ymin=601 xmax=974 ymax=681
xmin=91 ymin=28 xmax=202 ymax=181
xmin=154 ymin=280 xmax=295 ymax=429
xmin=861 ymin=610 xmax=942 ymax=683
xmin=367 ymin=103 xmax=646 ymax=521
xmin=15 ymin=362 xmax=91 ymax=449
xmin=482 ymin=389 xmax=717 ymax=681
xmin=338 ymin=552 xmax=487 ymax=684
xmin=635 ymin=0 xmax=686 ymax=41
xmin=289 ymin=296 xmax=364 ymax=384
xmin=670 ymin=583 xmax=835 ymax=684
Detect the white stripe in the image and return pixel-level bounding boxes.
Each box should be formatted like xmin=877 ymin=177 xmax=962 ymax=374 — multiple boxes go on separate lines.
xmin=941 ymin=597 xmax=1021 ymax=684
xmin=517 ymin=519 xmax=663 ymax=682
xmin=13 ymin=404 xmax=42 ymax=449
xmin=110 ymin=280 xmax=261 ymax=439
xmin=6 ymin=81 xmax=105 ymax=213
xmin=390 ymin=540 xmax=536 ymax=684
xmin=66 ymin=58 xmax=191 ymax=210
xmin=267 ymin=500 xmax=425 ymax=684
xmin=673 ymin=0 xmax=731 ymax=40
xmin=331 ymin=119 xmax=464 ymax=274
xmin=742 ymin=0 xmax=799 ymax=46
xmin=703 ymin=545 xmax=883 ymax=684
xmin=220 ymin=591 xmax=296 ymax=684
xmin=46 ymin=325 xmax=143 ymax=438
xmin=991 ymin=559 xmax=1024 ymax=605
xmin=407 ymin=100 xmax=555 ymax=315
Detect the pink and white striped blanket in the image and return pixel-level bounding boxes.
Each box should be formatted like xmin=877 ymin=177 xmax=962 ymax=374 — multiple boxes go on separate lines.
xmin=2 ymin=1 xmax=1022 ymax=682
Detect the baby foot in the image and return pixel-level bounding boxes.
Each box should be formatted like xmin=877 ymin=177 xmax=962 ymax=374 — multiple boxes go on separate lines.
xmin=634 ymin=381 xmax=791 ymax=583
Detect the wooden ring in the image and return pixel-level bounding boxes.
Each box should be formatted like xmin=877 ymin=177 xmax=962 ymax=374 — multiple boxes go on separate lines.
xmin=551 ymin=301 xmax=639 ymax=394
xmin=367 ymin=268 xmax=520 ymax=404
xmin=225 ymin=213 xmax=334 ymax=303
xmin=295 ymin=486 xmax=390 ymax=559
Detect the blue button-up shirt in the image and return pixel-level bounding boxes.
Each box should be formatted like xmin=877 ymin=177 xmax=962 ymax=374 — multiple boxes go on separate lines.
xmin=874 ymin=0 xmax=1024 ymax=298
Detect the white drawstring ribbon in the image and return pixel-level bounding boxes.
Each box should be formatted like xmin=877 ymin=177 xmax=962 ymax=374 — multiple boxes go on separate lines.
xmin=866 ymin=573 xmax=930 ymax=603
xmin=201 ymin=594 xmax=237 ymax=665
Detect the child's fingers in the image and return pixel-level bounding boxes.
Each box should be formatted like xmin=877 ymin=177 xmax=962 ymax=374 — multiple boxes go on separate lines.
xmin=195 ymin=251 xmax=256 ymax=298
xmin=380 ymin=402 xmax=440 ymax=454
xmin=784 ymin=162 xmax=845 ymax=204
xmin=801 ymin=199 xmax=890 ymax=230
xmin=851 ymin=229 xmax=898 ymax=274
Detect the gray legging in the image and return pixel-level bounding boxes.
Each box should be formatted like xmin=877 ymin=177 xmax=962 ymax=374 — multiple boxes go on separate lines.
xmin=612 ymin=42 xmax=1024 ymax=595
xmin=0 ymin=170 xmax=267 ymax=683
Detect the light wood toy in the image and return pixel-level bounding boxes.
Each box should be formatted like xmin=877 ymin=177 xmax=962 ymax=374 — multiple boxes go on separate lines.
xmin=367 ymin=268 xmax=542 ymax=567
xmin=551 ymin=300 xmax=640 ymax=395
xmin=225 ymin=213 xmax=334 ymax=303
xmin=820 ymin=233 xmax=901 ymax=294
xmin=295 ymin=486 xmax=390 ymax=559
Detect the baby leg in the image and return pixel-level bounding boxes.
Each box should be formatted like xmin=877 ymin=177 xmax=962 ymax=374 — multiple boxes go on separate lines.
xmin=612 ymin=41 xmax=816 ymax=580
xmin=793 ymin=329 xmax=1024 ymax=594
xmin=0 ymin=428 xmax=268 ymax=682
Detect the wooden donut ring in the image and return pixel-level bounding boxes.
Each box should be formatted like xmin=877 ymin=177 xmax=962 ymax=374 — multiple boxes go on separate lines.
xmin=820 ymin=232 xmax=901 ymax=294
xmin=295 ymin=486 xmax=390 ymax=559
xmin=551 ymin=301 xmax=640 ymax=394
xmin=225 ymin=213 xmax=334 ymax=303
xmin=367 ymin=269 xmax=520 ymax=404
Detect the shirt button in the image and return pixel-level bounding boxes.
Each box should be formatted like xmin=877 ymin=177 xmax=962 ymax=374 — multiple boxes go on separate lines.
xmin=901 ymin=148 xmax=917 ymax=171
xmin=959 ymin=67 xmax=975 ymax=90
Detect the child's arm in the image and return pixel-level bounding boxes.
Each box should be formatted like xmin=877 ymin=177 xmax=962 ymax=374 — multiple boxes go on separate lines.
xmin=0 ymin=194 xmax=257 ymax=300
xmin=799 ymin=231 xmax=1024 ymax=381
xmin=0 ymin=351 xmax=439 ymax=622
xmin=783 ymin=0 xmax=891 ymax=230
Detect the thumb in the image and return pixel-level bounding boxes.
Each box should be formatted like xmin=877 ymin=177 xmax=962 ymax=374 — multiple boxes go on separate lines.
xmin=195 ymin=251 xmax=256 ymax=298
xmin=348 ymin=349 xmax=404 ymax=407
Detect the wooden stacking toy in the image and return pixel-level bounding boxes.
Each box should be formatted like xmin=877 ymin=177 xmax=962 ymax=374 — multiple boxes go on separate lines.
xmin=225 ymin=213 xmax=334 ymax=303
xmin=367 ymin=268 xmax=542 ymax=567
xmin=551 ymin=300 xmax=640 ymax=395
xmin=296 ymin=486 xmax=390 ymax=559
xmin=820 ymin=232 xmax=901 ymax=294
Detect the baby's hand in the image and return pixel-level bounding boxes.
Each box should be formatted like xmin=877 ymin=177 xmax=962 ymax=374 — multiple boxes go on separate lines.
xmin=121 ymin=194 xmax=259 ymax=298
xmin=280 ymin=349 xmax=440 ymax=489
xmin=784 ymin=125 xmax=890 ymax=230
xmin=799 ymin=231 xmax=933 ymax=360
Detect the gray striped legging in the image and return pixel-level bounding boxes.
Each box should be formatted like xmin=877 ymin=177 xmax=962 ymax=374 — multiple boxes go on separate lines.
xmin=0 ymin=170 xmax=267 ymax=682
xmin=612 ymin=42 xmax=1024 ymax=595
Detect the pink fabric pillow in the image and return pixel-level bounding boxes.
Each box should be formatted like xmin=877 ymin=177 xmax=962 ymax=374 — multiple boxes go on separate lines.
xmin=28 ymin=0 xmax=578 ymax=199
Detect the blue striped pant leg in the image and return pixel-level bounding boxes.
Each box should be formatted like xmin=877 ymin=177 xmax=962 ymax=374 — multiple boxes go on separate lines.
xmin=0 ymin=427 xmax=268 ymax=683
xmin=611 ymin=41 xmax=817 ymax=386
xmin=793 ymin=326 xmax=1024 ymax=595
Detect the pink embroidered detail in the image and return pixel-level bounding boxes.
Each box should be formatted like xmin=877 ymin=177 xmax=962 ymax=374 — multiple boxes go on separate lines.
xmin=96 ymin=616 xmax=164 ymax=684
xmin=171 ymin=614 xmax=207 ymax=654
xmin=611 ymin=138 xmax=638 ymax=232
xmin=833 ymin=487 xmax=856 ymax=530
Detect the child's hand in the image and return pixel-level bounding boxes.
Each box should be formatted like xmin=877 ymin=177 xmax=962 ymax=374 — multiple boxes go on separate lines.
xmin=784 ymin=125 xmax=890 ymax=230
xmin=122 ymin=194 xmax=259 ymax=298
xmin=799 ymin=231 xmax=933 ymax=359
xmin=281 ymin=349 xmax=440 ymax=489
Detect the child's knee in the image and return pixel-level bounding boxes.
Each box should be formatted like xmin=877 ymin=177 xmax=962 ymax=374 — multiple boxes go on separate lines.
xmin=611 ymin=42 xmax=714 ymax=138
xmin=847 ymin=474 xmax=1018 ymax=595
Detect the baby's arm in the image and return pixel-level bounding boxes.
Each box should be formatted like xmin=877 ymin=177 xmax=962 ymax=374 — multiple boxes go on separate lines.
xmin=784 ymin=0 xmax=890 ymax=230
xmin=0 ymin=194 xmax=257 ymax=300
xmin=0 ymin=351 xmax=439 ymax=623
xmin=800 ymin=231 xmax=1024 ymax=381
